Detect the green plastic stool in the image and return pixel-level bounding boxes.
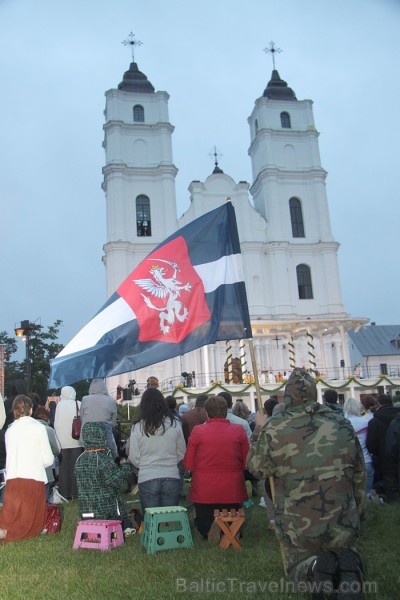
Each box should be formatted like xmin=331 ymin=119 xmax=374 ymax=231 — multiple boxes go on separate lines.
xmin=140 ymin=506 xmax=193 ymax=554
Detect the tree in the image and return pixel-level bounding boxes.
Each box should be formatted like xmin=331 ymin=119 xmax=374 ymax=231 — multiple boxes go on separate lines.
xmin=2 ymin=320 xmax=93 ymax=401
xmin=28 ymin=320 xmax=64 ymax=400
xmin=0 ymin=331 xmax=18 ymax=360
xmin=1 ymin=330 xmax=24 ymax=398
xmin=2 ymin=321 xmax=64 ymax=400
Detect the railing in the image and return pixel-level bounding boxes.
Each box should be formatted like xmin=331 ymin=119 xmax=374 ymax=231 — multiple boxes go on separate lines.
xmin=159 ymin=366 xmax=400 ymax=389
xmin=109 ymin=365 xmax=400 ymax=401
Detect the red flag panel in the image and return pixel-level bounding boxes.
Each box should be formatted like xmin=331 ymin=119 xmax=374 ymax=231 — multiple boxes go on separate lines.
xmin=117 ymin=236 xmax=211 ymax=343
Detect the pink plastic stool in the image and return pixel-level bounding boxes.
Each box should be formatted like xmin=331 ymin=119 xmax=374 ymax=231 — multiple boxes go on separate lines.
xmin=73 ymin=520 xmax=124 ymax=551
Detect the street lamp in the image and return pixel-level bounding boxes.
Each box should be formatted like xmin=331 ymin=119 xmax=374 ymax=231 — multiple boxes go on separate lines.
xmin=14 ymin=320 xmax=41 ymax=392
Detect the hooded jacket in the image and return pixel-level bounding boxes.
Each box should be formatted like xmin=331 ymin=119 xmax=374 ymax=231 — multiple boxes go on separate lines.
xmin=54 ymin=386 xmax=82 ymax=450
xmin=74 ymin=422 xmax=132 ymax=525
xmin=247 ymin=368 xmax=366 ymax=559
xmin=366 ymin=405 xmax=400 ymax=462
xmin=79 ymin=379 xmax=118 ymax=455
xmin=80 ymin=379 xmax=117 ymax=427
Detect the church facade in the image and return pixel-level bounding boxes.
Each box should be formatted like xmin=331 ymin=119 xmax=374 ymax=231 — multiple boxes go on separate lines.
xmin=101 ymin=58 xmax=366 ymax=391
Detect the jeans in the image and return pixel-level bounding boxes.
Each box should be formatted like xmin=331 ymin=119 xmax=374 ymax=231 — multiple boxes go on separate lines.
xmin=366 ymin=461 xmax=374 ymax=495
xmin=139 ymin=477 xmax=180 ymax=512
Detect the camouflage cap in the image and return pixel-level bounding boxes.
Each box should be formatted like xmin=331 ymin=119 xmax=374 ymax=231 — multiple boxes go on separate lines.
xmin=284 ymin=368 xmax=317 ymax=407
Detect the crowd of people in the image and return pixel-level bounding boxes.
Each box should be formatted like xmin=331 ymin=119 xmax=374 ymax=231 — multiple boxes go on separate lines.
xmin=1 ymin=372 xmax=400 ymax=599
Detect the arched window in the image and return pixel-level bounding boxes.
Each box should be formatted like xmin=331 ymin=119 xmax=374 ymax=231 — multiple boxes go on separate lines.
xmin=280 ymin=111 xmax=291 ymax=128
xmin=289 ymin=197 xmax=305 ymax=238
xmin=136 ymin=195 xmax=151 ymax=236
xmin=133 ymin=105 xmax=144 ymax=123
xmin=254 ymin=119 xmax=259 ymax=136
xmin=297 ymin=264 xmax=313 ymax=299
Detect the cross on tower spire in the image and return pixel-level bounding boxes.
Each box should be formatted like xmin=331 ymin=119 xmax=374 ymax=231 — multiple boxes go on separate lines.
xmin=264 ymin=41 xmax=282 ymax=70
xmin=122 ymin=32 xmax=143 ymax=62
xmin=209 ymin=145 xmax=223 ymax=169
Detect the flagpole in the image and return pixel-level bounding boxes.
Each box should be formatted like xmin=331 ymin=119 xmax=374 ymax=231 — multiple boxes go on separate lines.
xmin=248 ymin=339 xmax=263 ymax=413
xmin=270 ymin=476 xmax=288 ymax=576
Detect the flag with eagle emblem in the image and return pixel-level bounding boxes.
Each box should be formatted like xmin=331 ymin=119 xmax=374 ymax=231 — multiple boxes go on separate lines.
xmin=49 ymin=202 xmax=251 ymax=387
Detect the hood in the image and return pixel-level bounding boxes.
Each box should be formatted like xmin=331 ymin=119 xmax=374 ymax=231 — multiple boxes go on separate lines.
xmin=374 ymin=405 xmax=400 ymax=425
xmin=88 ymin=378 xmax=108 ymax=396
xmin=283 ymin=368 xmax=317 ymax=409
xmin=81 ymin=422 xmax=107 ymax=449
xmin=60 ymin=385 xmax=76 ymax=401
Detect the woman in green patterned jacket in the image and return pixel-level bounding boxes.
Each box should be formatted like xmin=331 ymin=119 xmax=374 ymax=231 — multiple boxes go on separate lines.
xmin=75 ymin=422 xmax=134 ymax=534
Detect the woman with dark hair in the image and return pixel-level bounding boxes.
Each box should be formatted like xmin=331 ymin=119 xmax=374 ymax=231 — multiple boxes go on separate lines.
xmin=0 ymin=395 xmax=54 ymax=542
xmin=360 ymin=394 xmax=378 ymax=415
xmin=128 ymin=388 xmax=186 ymax=511
xmin=184 ymin=395 xmax=249 ymax=541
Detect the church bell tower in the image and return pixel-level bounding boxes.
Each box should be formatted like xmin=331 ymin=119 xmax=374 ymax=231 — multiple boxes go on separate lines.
xmin=102 ymin=35 xmax=178 ymax=296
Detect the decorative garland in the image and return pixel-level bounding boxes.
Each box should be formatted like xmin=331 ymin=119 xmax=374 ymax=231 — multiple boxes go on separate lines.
xmin=168 ymin=374 xmax=399 ymax=397
xmin=314 ymin=374 xmax=399 ymax=390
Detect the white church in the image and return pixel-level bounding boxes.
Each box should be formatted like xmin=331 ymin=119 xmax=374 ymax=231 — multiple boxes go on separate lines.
xmin=101 ymin=49 xmax=367 ymax=393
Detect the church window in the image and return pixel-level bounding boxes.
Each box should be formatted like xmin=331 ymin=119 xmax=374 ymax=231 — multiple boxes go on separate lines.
xmin=280 ymin=111 xmax=291 ymax=128
xmin=133 ymin=105 xmax=144 ymax=122
xmin=136 ymin=195 xmax=151 ymax=236
xmin=289 ymin=197 xmax=305 ymax=238
xmin=297 ymin=264 xmax=313 ymax=299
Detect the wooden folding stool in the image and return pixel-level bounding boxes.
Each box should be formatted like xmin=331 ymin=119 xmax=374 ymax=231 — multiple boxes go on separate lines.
xmin=213 ymin=508 xmax=245 ymax=550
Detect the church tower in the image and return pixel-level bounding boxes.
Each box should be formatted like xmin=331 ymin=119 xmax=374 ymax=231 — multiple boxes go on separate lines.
xmin=102 ymin=52 xmax=178 ymax=297
xmin=244 ymin=60 xmax=366 ymax=376
xmin=248 ymin=68 xmax=345 ymax=320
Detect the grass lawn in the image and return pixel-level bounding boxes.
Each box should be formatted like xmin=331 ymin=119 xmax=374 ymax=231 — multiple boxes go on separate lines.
xmin=0 ymin=485 xmax=398 ymax=600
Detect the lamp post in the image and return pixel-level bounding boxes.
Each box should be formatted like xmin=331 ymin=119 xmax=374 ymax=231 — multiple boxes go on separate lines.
xmin=14 ymin=320 xmax=41 ymax=393
xmin=0 ymin=344 xmax=5 ymax=397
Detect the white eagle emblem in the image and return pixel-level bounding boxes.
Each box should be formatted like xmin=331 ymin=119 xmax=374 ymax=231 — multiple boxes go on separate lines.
xmin=133 ymin=259 xmax=192 ymax=334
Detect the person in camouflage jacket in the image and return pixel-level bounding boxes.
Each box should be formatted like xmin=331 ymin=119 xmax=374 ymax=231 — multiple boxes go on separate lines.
xmin=247 ymin=368 xmax=366 ymax=598
xmin=75 ymin=422 xmax=133 ymax=531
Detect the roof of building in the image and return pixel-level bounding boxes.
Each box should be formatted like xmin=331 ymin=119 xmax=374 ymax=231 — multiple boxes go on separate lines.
xmin=263 ymin=70 xmax=297 ymax=100
xmin=348 ymin=325 xmax=400 ymax=357
xmin=118 ymin=62 xmax=155 ymax=93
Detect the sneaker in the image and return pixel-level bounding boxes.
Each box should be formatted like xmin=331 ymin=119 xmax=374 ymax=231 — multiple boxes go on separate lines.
xmin=309 ymin=551 xmax=337 ymax=600
xmin=336 ymin=549 xmax=363 ymax=600
xmin=123 ymin=527 xmax=137 ymax=537
xmin=207 ymin=520 xmax=220 ymax=544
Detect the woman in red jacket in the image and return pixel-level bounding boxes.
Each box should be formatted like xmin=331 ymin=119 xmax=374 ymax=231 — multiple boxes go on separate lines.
xmin=184 ymin=395 xmax=249 ymax=540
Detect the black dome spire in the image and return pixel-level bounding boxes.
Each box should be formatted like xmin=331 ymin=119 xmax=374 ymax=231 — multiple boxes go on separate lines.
xmin=118 ymin=62 xmax=155 ymax=93
xmin=263 ymin=70 xmax=296 ymax=100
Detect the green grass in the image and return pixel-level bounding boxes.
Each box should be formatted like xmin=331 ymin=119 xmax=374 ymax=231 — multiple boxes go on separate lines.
xmin=0 ymin=486 xmax=398 ymax=600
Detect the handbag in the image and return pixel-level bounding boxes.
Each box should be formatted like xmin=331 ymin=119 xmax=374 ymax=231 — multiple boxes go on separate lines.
xmin=71 ymin=401 xmax=82 ymax=440
xmin=45 ymin=503 xmax=62 ymax=534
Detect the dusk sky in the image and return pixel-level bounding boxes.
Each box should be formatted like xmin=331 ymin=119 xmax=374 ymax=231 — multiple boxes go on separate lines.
xmin=1 ymin=0 xmax=399 ymax=354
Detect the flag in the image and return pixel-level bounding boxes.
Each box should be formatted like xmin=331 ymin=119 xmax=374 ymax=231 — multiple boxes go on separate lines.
xmin=49 ymin=202 xmax=251 ymax=388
